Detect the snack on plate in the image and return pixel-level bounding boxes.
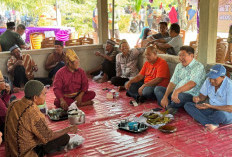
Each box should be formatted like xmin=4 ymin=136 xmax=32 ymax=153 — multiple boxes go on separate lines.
xmin=158 ymin=125 xmax=177 ymax=133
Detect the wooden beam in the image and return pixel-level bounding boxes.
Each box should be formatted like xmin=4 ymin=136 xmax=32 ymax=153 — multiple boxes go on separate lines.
xmin=97 ymin=0 xmax=108 ymax=44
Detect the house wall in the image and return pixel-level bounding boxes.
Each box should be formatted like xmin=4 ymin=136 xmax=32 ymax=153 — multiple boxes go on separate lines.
xmin=0 ymin=45 xmax=104 ymax=77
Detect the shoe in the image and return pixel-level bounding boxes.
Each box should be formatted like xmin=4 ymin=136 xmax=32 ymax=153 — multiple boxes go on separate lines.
xmin=93 ymin=71 xmax=103 ymax=81
xmin=167 ymin=108 xmax=178 ymax=115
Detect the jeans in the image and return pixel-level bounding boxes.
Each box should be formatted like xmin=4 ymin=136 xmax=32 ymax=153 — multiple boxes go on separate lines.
xmin=154 ymin=86 xmax=193 ymax=109
xmin=184 ymin=102 xmax=232 ymax=126
xmin=126 ymin=82 xmax=156 ymax=100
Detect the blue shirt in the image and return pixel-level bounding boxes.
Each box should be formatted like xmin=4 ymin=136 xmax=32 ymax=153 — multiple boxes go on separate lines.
xmin=139 ymin=27 xmax=149 ymax=39
xmin=188 ymin=9 xmax=196 ymax=20
xmin=170 ymin=59 xmax=206 ymax=96
xmin=200 ymin=77 xmax=232 ymax=106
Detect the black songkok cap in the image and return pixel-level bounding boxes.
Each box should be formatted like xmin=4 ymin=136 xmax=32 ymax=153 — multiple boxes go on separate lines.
xmin=55 ymin=40 xmax=64 ymax=46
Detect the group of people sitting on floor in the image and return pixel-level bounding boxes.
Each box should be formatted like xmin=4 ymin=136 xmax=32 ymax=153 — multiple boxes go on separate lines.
xmin=0 ymin=21 xmax=232 ymax=156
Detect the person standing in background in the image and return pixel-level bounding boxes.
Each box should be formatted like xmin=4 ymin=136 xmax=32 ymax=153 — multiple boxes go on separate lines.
xmin=139 ymin=5 xmax=145 ymax=32
xmin=108 ymin=3 xmax=120 ymax=39
xmin=146 ymin=4 xmax=153 ymax=29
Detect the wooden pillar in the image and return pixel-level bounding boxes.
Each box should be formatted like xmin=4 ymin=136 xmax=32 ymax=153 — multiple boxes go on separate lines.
xmin=97 ymin=0 xmax=108 ymax=44
xmin=198 ymin=0 xmax=219 ymax=64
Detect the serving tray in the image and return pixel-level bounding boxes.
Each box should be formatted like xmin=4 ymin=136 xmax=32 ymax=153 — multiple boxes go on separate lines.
xmin=118 ymin=121 xmax=148 ymax=133
xmin=47 ymin=108 xmax=68 ymax=121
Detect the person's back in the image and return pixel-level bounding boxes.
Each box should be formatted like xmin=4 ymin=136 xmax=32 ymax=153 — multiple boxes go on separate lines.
xmin=0 ymin=22 xmax=25 ymax=51
xmin=5 ymin=98 xmax=53 ymax=156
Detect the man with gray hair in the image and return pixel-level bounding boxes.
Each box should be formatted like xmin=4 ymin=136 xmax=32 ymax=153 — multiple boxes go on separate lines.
xmin=5 ymin=80 xmax=78 ymax=156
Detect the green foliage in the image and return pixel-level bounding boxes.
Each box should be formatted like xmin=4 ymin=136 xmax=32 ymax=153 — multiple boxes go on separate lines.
xmin=134 ymin=0 xmax=142 ymax=13
xmin=118 ymin=14 xmax=131 ymax=33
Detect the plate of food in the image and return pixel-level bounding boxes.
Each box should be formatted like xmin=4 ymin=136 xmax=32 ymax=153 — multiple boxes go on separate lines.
xmin=118 ymin=120 xmax=148 ymax=133
xmin=47 ymin=108 xmax=68 ymax=121
xmin=134 ymin=111 xmax=174 ymax=129
xmin=158 ymin=125 xmax=177 ymax=133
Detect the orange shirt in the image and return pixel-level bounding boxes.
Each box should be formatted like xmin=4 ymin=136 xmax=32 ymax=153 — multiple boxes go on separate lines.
xmin=139 ymin=57 xmax=170 ymax=87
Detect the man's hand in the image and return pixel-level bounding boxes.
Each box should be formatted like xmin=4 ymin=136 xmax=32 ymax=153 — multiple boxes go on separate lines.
xmin=138 ymin=85 xmax=146 ymax=96
xmin=193 ymin=96 xmax=200 ymax=104
xmin=67 ymin=125 xmax=78 ymax=134
xmin=5 ymin=83 xmax=11 ymax=94
xmin=15 ymin=60 xmax=23 ymax=66
xmin=171 ymin=90 xmax=180 ymax=104
xmin=60 ymin=98 xmax=68 ymax=110
xmin=196 ymin=103 xmax=211 ymax=110
xmin=125 ymin=81 xmax=131 ymax=90
xmin=33 ymin=65 xmax=38 ymax=72
xmin=95 ymin=51 xmax=101 ymax=56
xmin=75 ymin=95 xmax=83 ymax=106
xmin=161 ymin=96 xmax=169 ymax=108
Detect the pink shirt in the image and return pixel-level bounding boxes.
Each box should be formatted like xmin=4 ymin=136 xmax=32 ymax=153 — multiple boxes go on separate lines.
xmin=53 ymin=66 xmax=89 ymax=100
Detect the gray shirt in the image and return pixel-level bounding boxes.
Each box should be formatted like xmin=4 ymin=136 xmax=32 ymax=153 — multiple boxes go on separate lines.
xmin=116 ymin=48 xmax=144 ymax=79
xmin=165 ymin=35 xmax=183 ymax=55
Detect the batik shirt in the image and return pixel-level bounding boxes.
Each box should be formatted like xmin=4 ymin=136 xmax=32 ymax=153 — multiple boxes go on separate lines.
xmin=5 ymin=98 xmax=53 ymax=157
xmin=170 ymin=59 xmax=206 ymax=96
xmin=7 ymin=54 xmax=37 ymax=80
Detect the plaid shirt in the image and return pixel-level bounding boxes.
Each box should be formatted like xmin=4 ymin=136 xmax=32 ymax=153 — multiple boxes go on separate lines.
xmin=116 ymin=48 xmax=144 ymax=79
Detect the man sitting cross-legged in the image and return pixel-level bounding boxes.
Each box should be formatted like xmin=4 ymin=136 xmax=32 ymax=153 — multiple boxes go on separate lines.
xmin=5 ymin=80 xmax=78 ymax=156
xmin=184 ymin=64 xmax=232 ymax=131
xmin=125 ymin=46 xmax=170 ymax=103
xmin=154 ymin=46 xmax=205 ymax=114
xmin=111 ymin=39 xmax=144 ymax=90
xmin=7 ymin=45 xmax=38 ymax=89
xmin=45 ymin=40 xmax=66 ymax=81
xmin=86 ymin=39 xmax=119 ymax=83
xmin=150 ymin=23 xmax=183 ymax=55
xmin=53 ymin=49 xmax=96 ymax=110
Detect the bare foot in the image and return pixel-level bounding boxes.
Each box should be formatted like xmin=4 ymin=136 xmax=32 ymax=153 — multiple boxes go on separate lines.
xmin=205 ymin=124 xmax=218 ymax=131
xmin=97 ymin=78 xmax=108 ymax=83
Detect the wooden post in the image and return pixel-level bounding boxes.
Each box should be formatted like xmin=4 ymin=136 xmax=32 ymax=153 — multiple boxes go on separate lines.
xmin=97 ymin=0 xmax=108 ymax=44
xmin=198 ymin=0 xmax=219 ymax=64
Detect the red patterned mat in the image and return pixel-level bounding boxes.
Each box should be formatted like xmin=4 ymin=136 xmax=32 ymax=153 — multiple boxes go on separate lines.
xmin=1 ymin=80 xmax=232 ymax=157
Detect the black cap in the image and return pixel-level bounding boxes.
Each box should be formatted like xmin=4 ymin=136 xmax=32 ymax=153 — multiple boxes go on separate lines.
xmin=6 ymin=22 xmax=15 ymax=29
xmin=55 ymin=40 xmax=64 ymax=46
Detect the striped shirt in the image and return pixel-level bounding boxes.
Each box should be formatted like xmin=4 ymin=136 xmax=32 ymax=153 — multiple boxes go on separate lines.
xmin=7 ymin=54 xmax=37 ymax=80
